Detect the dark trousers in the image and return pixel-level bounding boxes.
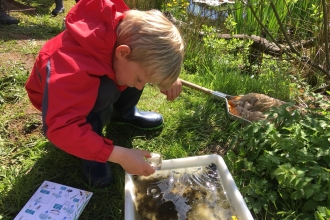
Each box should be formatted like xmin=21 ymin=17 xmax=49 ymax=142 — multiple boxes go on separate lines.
xmin=82 ymin=77 xmax=143 ymax=171
xmin=86 ymin=81 xmax=143 ymax=135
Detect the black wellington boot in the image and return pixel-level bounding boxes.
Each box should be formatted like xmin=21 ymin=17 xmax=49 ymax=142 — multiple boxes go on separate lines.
xmin=0 ymin=10 xmax=19 ymax=25
xmin=112 ymin=87 xmax=163 ymax=130
xmin=81 ymin=159 xmax=113 ymax=189
xmin=51 ymin=0 xmax=64 ymax=16
xmin=81 ymin=102 xmax=115 ymax=188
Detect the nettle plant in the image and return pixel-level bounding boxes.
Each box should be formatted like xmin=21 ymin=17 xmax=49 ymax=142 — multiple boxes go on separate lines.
xmin=225 ymin=92 xmax=330 ymax=219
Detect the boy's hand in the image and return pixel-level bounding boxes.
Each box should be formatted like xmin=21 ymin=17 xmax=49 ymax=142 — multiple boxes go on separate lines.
xmin=160 ymin=78 xmax=182 ymax=101
xmin=108 ymin=146 xmax=156 ymax=176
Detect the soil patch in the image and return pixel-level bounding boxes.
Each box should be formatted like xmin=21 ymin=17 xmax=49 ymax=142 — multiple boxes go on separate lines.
xmin=3 ymin=102 xmax=43 ymax=143
xmin=0 ymin=52 xmax=37 ymax=70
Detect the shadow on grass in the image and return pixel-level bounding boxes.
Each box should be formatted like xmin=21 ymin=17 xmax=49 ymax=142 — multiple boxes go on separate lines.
xmin=3 ymin=0 xmax=59 ymax=16
xmin=0 ymin=23 xmax=63 ymax=41
xmin=0 ymin=0 xmax=73 ymax=40
xmin=105 ymin=122 xmax=163 ymax=147
xmin=1 ymin=123 xmax=162 ymax=220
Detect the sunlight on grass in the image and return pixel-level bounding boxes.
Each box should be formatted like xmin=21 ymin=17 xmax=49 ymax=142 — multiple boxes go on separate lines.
xmin=1 ymin=0 xmax=328 ymax=219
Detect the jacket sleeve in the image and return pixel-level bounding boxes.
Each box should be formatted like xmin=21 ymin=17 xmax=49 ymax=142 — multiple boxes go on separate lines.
xmin=41 ymin=51 xmax=114 ymax=163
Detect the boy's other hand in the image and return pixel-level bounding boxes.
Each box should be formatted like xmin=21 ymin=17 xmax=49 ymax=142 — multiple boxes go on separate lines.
xmin=108 ymin=146 xmax=156 ymax=176
xmin=160 ymin=78 xmax=182 ymax=101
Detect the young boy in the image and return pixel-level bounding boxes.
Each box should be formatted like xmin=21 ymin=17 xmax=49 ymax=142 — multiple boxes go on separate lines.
xmin=25 ymin=0 xmax=184 ymax=188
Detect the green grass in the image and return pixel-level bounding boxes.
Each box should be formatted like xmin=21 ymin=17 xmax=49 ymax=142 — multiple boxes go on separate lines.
xmin=0 ymin=83 xmax=241 ymax=220
xmin=1 ymin=0 xmax=320 ymax=219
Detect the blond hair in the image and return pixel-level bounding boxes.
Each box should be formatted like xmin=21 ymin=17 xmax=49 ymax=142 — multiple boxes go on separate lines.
xmin=115 ymin=9 xmax=184 ymax=90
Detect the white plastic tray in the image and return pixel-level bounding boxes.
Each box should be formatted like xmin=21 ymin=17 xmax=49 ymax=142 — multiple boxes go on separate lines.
xmin=125 ymin=154 xmax=254 ymax=220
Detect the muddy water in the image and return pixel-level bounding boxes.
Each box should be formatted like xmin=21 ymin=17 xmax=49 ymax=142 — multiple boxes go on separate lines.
xmin=132 ymin=163 xmax=236 ymax=220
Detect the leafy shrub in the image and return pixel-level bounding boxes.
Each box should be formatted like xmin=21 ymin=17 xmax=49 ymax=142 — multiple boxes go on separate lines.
xmin=314 ymin=206 xmax=330 ymax=220
xmin=225 ymin=92 xmax=330 ymax=219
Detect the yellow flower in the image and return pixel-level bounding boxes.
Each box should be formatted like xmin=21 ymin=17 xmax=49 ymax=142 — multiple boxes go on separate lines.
xmin=232 ymin=216 xmax=238 ymax=220
xmin=167 ymin=3 xmax=172 ymax=6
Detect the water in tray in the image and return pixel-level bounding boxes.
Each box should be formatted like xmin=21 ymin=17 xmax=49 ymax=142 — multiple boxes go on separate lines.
xmin=132 ymin=163 xmax=237 ymax=220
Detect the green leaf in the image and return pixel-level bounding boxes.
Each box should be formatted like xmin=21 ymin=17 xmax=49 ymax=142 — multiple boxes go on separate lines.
xmin=291 ymin=189 xmax=304 ymax=200
xmin=314 ymin=211 xmax=324 ymax=220
xmin=302 ymin=185 xmax=315 ymax=199
xmin=316 ymin=206 xmax=330 ymax=218
xmin=302 ymin=199 xmax=317 ymax=211
xmin=226 ymin=150 xmax=237 ymax=164
xmin=313 ymin=192 xmax=327 ymax=202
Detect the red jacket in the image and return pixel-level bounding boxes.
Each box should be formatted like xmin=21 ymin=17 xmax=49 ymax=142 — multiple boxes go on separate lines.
xmin=25 ymin=0 xmax=129 ymax=162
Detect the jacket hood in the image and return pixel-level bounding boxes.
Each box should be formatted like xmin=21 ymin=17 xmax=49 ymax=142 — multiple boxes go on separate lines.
xmin=65 ymin=0 xmax=129 ymax=66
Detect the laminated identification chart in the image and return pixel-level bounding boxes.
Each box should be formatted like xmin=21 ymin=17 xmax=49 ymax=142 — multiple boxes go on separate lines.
xmin=14 ymin=180 xmax=93 ymax=220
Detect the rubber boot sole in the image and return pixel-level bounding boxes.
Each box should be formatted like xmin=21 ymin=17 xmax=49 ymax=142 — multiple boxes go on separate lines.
xmin=112 ymin=121 xmax=163 ymax=130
